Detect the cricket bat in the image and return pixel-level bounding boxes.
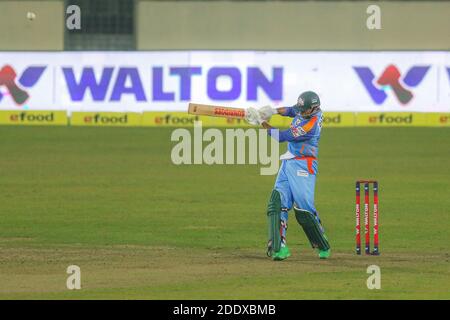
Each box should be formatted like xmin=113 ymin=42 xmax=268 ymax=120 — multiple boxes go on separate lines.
xmin=188 ymin=103 xmax=246 ymax=119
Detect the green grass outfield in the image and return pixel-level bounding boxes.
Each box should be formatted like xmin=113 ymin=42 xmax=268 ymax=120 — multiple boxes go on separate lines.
xmin=0 ymin=126 xmax=449 ymax=299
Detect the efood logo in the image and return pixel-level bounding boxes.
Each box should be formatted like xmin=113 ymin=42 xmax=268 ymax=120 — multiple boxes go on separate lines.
xmin=155 ymin=114 xmax=199 ymax=125
xmin=353 ymin=64 xmax=430 ymax=105
xmin=0 ymin=65 xmax=46 ymax=106
xmin=84 ymin=113 xmax=128 ymax=124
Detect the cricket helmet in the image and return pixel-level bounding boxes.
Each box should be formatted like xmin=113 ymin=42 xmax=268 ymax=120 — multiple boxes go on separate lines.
xmin=293 ymin=91 xmax=321 ymax=116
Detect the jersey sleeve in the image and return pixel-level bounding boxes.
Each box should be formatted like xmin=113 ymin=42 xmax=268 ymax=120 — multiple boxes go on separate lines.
xmin=268 ymin=115 xmax=319 ymax=142
xmin=280 ymin=107 xmax=297 ymax=118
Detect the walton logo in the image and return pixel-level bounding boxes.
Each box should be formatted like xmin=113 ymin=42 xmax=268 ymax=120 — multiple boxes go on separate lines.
xmin=0 ymin=65 xmax=46 ymax=106
xmin=353 ymin=64 xmax=430 ymax=105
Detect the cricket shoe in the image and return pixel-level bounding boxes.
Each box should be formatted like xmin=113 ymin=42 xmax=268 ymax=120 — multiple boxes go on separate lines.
xmin=317 ymin=233 xmax=331 ymax=259
xmin=272 ymin=246 xmax=291 ymax=261
xmin=318 ymin=248 xmax=331 ymax=259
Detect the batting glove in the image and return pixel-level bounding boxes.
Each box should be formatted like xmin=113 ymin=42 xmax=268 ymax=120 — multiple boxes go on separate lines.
xmin=258 ymin=105 xmax=277 ymax=122
xmin=245 ymin=107 xmax=263 ymax=125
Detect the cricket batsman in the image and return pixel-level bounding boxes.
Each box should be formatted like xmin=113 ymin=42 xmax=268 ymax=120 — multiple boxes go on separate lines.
xmin=245 ymin=91 xmax=331 ymax=261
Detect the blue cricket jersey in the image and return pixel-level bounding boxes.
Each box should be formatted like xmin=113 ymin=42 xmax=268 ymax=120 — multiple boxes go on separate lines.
xmin=268 ymin=107 xmax=323 ymax=158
